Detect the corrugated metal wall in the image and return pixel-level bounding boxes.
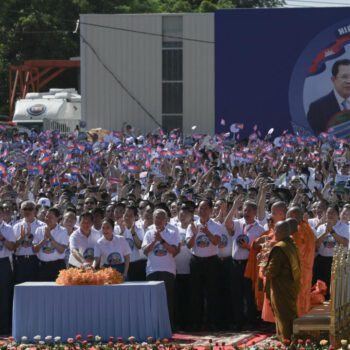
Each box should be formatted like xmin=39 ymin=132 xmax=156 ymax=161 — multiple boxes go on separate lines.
xmin=80 ymin=13 xmax=214 ymax=134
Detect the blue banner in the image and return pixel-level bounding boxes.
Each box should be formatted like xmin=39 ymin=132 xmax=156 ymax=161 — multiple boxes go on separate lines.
xmin=215 ymin=8 xmax=350 ymax=138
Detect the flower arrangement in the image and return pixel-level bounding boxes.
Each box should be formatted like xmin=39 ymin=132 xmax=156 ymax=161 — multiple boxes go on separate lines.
xmin=1 ymin=337 xmax=349 ymax=350
xmin=257 ymin=236 xmax=275 ymax=268
xmin=56 ymin=268 xmax=123 ymax=285
xmin=0 ymin=335 xmax=183 ymax=350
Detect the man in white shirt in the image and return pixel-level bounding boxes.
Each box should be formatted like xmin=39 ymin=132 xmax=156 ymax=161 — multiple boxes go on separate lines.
xmin=69 ymin=211 xmax=101 ymax=268
xmin=186 ymin=199 xmax=224 ymax=331
xmin=308 ymin=200 xmax=327 ymax=233
xmin=13 ymin=201 xmax=44 ymax=283
xmin=174 ymin=205 xmax=193 ymax=331
xmin=143 ymin=209 xmax=180 ymax=329
xmin=215 ymin=199 xmax=234 ymax=330
xmin=225 ymin=199 xmax=265 ymax=330
xmin=314 ymin=205 xmax=349 ymax=299
xmin=2 ymin=202 xmax=18 ymax=227
xmin=0 ymin=206 xmax=16 ymax=336
xmin=33 ymin=208 xmax=69 ymax=281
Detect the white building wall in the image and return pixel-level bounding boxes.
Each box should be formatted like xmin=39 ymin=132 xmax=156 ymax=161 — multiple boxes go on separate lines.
xmin=80 ymin=14 xmax=163 ymax=132
xmin=80 ymin=13 xmax=214 ymax=134
xmin=183 ymin=13 xmax=214 ymax=135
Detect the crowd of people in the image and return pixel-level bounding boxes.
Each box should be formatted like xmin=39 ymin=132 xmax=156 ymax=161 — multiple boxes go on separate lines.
xmin=0 ymin=124 xmax=350 ymax=340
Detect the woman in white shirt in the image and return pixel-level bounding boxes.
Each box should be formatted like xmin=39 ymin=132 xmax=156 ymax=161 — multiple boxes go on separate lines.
xmin=118 ymin=206 xmax=146 ymax=281
xmin=93 ymin=218 xmax=131 ymax=279
xmin=314 ymin=205 xmax=349 ymax=299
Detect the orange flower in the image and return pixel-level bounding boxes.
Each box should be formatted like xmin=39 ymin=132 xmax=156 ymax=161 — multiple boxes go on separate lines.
xmin=56 ymin=267 xmax=123 ymax=285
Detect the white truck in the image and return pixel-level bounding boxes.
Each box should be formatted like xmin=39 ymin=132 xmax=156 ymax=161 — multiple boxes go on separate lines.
xmin=12 ymin=88 xmax=82 ymax=132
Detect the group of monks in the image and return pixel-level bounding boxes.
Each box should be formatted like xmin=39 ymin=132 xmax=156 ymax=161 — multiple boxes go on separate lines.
xmin=245 ymin=201 xmax=315 ymax=340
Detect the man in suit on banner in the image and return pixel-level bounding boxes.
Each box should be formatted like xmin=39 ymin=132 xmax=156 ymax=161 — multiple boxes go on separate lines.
xmin=307 ymin=59 xmax=350 ymax=135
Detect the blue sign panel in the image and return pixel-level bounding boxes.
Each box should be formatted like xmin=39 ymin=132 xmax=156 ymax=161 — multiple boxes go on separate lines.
xmin=215 ymin=8 xmax=350 ymax=138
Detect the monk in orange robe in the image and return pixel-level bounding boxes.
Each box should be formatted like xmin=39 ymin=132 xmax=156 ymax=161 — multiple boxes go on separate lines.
xmin=245 ymin=228 xmax=273 ymax=311
xmin=286 ymin=207 xmax=315 ymax=316
xmin=245 ymin=201 xmax=287 ymax=318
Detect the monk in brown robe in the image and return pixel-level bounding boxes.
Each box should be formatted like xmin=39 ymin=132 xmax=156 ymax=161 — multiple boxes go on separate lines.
xmin=265 ymin=221 xmax=301 ymax=340
xmin=286 ymin=207 xmax=315 ymax=316
xmin=245 ymin=201 xmax=287 ymax=313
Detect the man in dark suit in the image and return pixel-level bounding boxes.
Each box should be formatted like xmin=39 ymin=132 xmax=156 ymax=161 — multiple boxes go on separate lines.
xmin=307 ymin=59 xmax=350 ymax=135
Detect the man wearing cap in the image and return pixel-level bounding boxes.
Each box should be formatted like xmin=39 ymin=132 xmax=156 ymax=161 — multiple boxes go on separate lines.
xmin=0 ymin=206 xmax=15 ymax=336
xmin=2 ymin=202 xmax=18 ymax=227
xmin=37 ymin=197 xmax=51 ymax=208
xmin=33 ymin=208 xmax=69 ymax=281
xmin=13 ymin=201 xmax=44 ymax=284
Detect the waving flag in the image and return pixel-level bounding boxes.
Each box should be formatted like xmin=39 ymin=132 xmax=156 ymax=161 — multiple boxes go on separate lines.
xmin=64 ymin=173 xmax=78 ymax=183
xmin=39 ymin=154 xmax=51 ymax=167
xmin=0 ymin=149 xmax=8 ymax=159
xmin=28 ymin=165 xmax=44 ymax=176
xmin=174 ymin=149 xmax=186 ymax=157
xmin=75 ymin=144 xmax=85 ymax=152
xmin=245 ymin=153 xmax=255 ymax=160
xmin=108 ymin=177 xmax=121 ymax=184
xmin=50 ymin=175 xmax=60 ymax=187
xmin=127 ymin=164 xmax=140 ymax=173
xmin=334 ymin=149 xmax=344 ymax=156
xmin=7 ymin=166 xmax=16 ymax=177
xmin=70 ymin=166 xmax=80 ymax=175
xmin=0 ymin=162 xmax=7 ymax=177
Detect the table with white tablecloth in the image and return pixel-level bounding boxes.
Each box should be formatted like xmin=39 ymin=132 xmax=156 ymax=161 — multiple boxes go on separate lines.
xmin=12 ymin=281 xmax=172 ymax=341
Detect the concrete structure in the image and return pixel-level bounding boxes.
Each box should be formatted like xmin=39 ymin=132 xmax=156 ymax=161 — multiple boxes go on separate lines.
xmin=80 ymin=13 xmax=214 ymax=135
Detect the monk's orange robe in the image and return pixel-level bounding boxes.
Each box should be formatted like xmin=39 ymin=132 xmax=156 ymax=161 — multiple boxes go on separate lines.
xmin=292 ymin=221 xmax=315 ymax=316
xmin=260 ymin=232 xmax=277 ymax=323
xmin=245 ymin=229 xmax=274 ymax=312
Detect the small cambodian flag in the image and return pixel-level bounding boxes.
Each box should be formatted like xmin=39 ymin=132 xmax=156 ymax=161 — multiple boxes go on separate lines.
xmin=0 ymin=162 xmax=7 ymax=177
xmin=127 ymin=164 xmax=139 ymax=173
xmin=50 ymin=175 xmax=60 ymax=187
xmin=0 ymin=149 xmax=8 ymax=159
xmin=70 ymin=166 xmax=80 ymax=175
xmin=76 ymin=144 xmax=85 ymax=152
xmin=174 ymin=149 xmax=186 ymax=157
xmin=246 ymin=153 xmax=255 ymax=160
xmin=39 ymin=154 xmax=50 ymax=167
xmin=108 ymin=177 xmax=121 ymax=184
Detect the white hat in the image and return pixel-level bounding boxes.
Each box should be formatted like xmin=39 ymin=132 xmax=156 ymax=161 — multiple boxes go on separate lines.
xmin=37 ymin=197 xmax=51 ymax=207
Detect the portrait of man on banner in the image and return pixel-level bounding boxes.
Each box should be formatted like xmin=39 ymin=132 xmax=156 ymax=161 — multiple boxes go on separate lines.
xmin=307 ymin=58 xmax=350 ymax=137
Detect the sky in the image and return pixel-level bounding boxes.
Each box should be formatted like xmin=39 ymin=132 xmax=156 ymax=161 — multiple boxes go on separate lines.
xmin=284 ymin=0 xmax=350 ymax=7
